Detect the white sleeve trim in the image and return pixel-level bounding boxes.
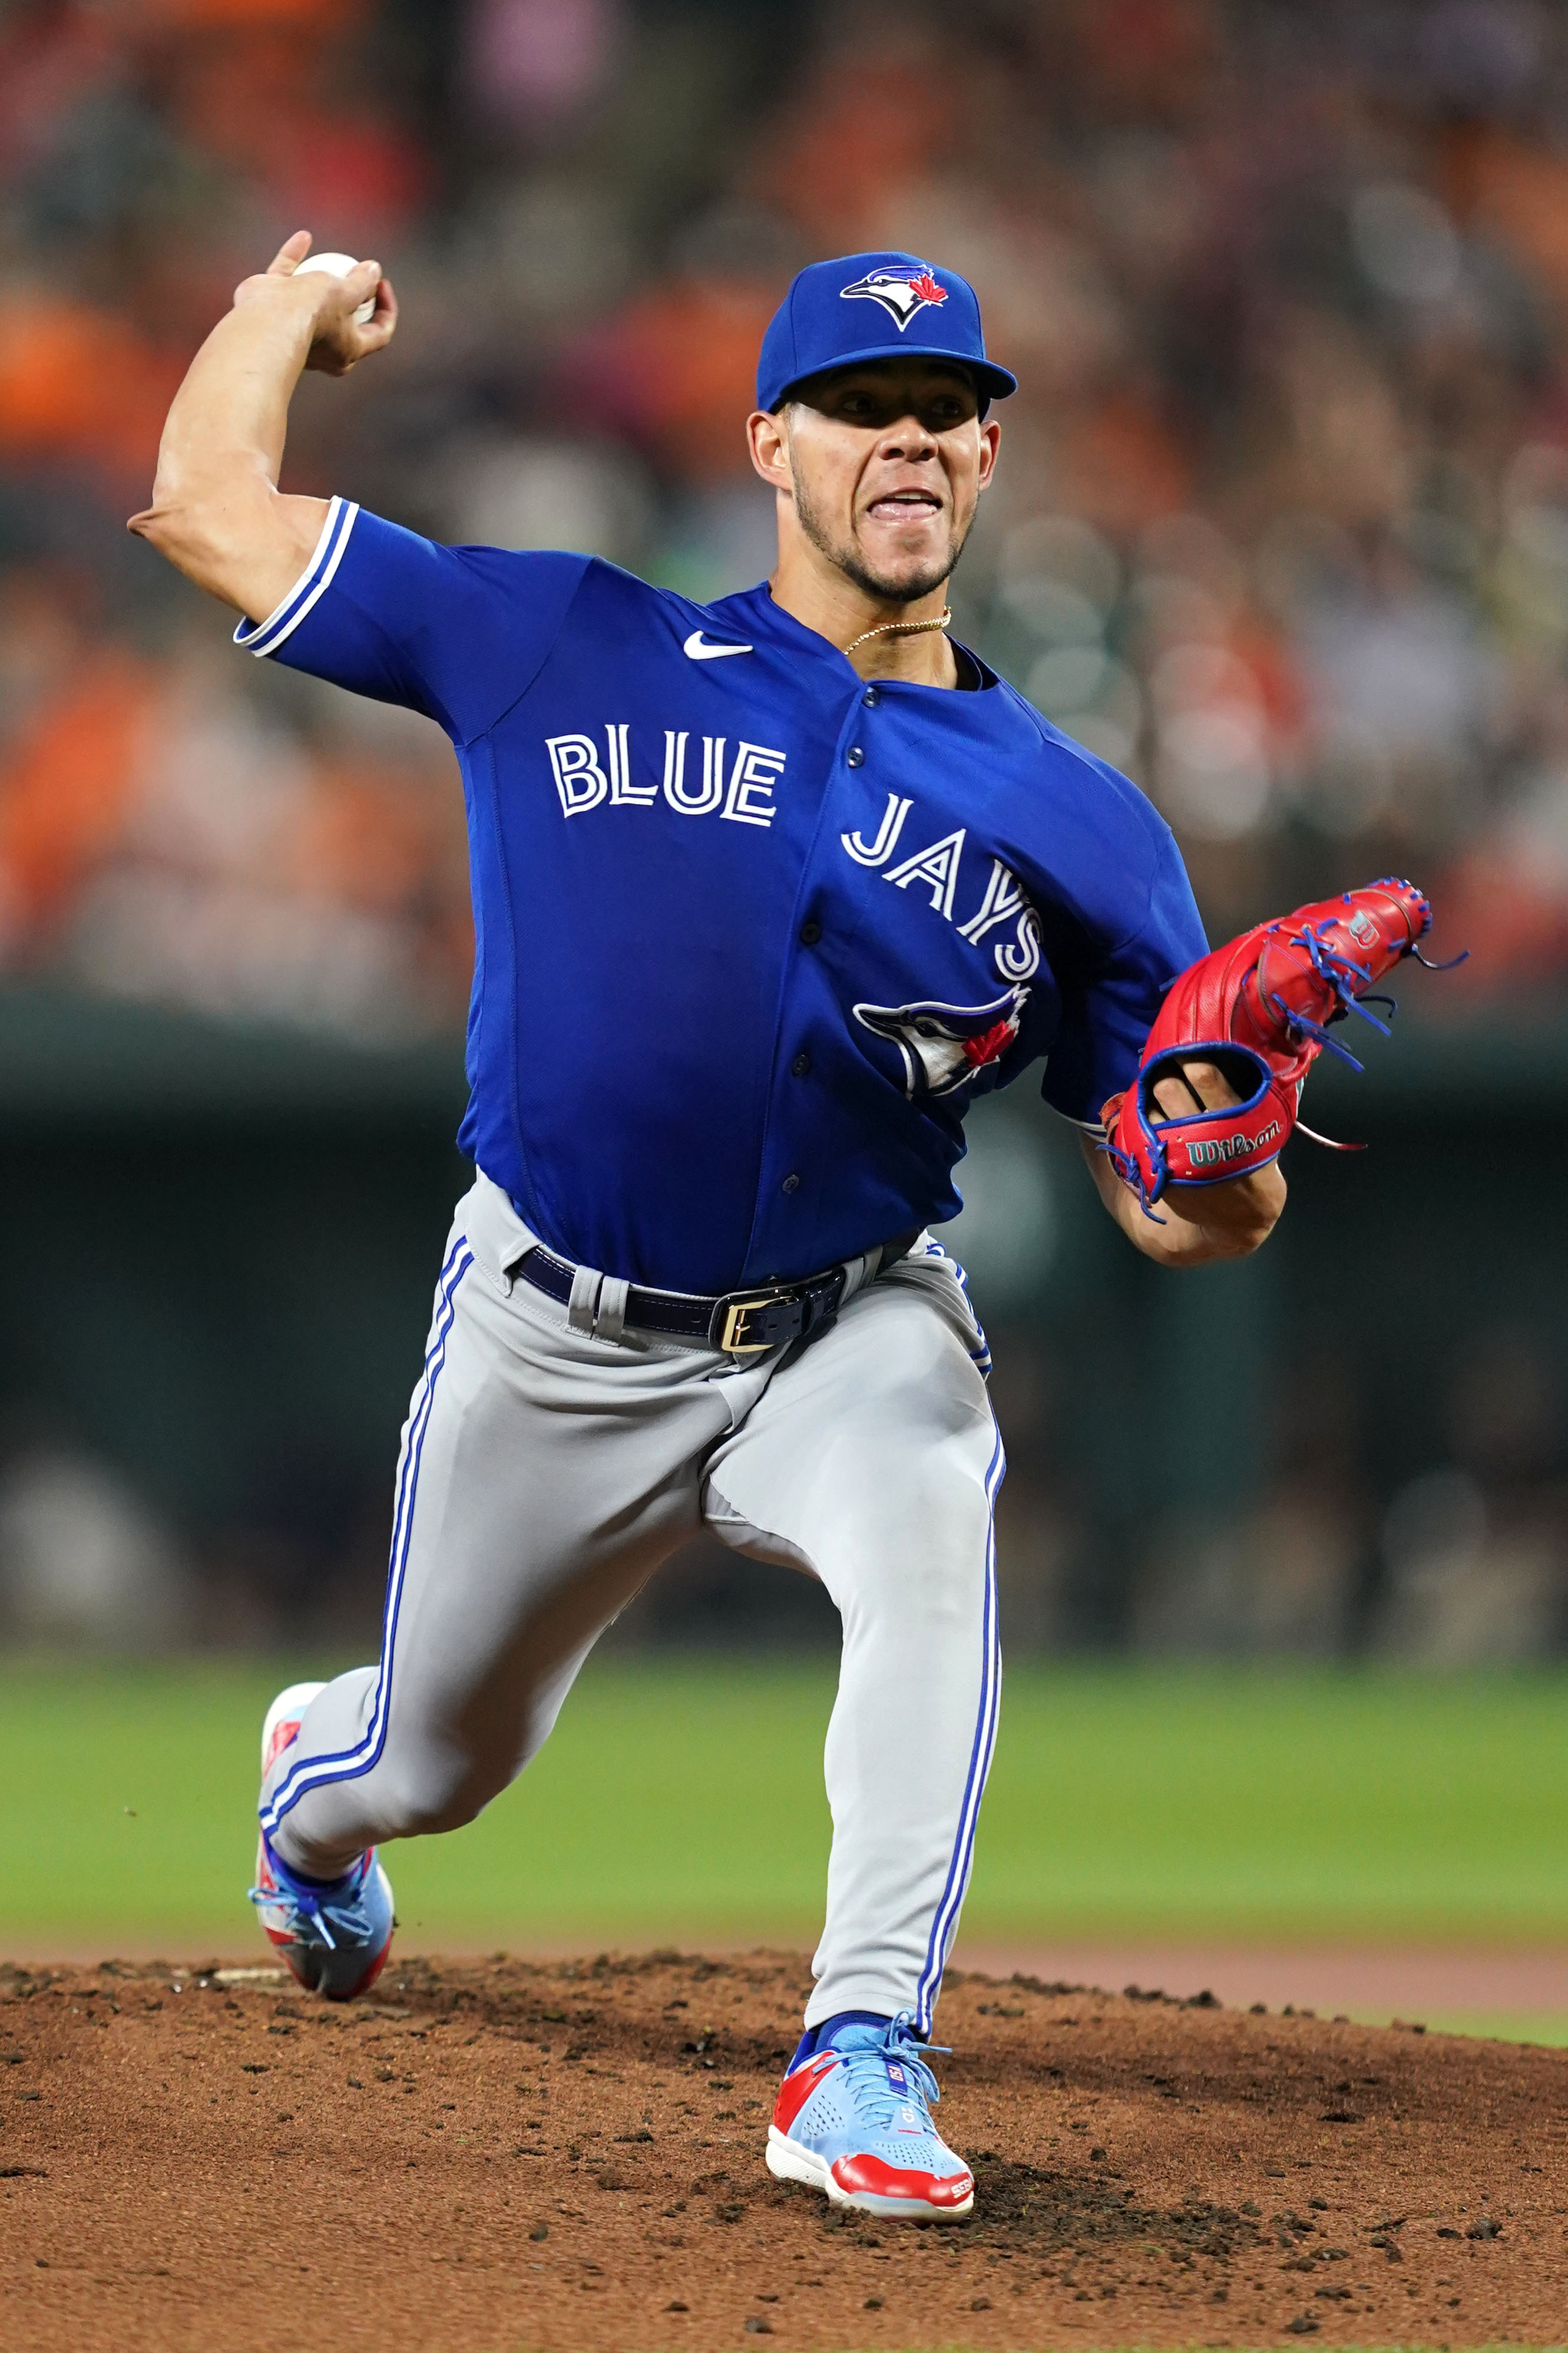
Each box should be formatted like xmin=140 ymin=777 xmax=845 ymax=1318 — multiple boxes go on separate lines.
xmin=233 ymin=496 xmax=360 ymax=658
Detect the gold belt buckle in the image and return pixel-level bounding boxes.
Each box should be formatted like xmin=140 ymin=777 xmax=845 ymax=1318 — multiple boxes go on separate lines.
xmin=717 ymin=1288 xmax=791 ymax=1354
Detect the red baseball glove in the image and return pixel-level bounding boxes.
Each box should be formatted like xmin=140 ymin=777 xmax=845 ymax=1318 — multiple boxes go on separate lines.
xmin=1101 ymin=877 xmax=1457 ymax=1214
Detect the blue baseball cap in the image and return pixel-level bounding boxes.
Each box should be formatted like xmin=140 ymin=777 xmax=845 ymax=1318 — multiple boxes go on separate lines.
xmin=756 ymin=250 xmax=1018 ymax=415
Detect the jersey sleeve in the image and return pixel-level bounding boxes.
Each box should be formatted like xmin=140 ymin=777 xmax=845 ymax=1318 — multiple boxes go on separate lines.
xmin=1040 ymin=818 xmax=1208 ymax=1132
xmin=233 ymin=498 xmax=592 ymax=743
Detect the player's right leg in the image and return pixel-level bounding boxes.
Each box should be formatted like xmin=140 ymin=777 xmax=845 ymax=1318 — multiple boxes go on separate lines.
xmin=252 ymin=1679 xmax=396 ymax=1997
xmin=250 ymin=1184 xmax=740 ymax=1994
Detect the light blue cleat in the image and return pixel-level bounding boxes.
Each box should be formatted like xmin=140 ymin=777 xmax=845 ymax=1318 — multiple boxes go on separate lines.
xmin=766 ymin=2011 xmax=974 ymax=2220
xmin=249 ymin=1681 xmax=395 ymax=2001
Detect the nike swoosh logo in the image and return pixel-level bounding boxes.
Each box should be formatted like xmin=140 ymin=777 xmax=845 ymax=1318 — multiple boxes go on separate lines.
xmin=684 ymin=630 xmax=753 ymax=660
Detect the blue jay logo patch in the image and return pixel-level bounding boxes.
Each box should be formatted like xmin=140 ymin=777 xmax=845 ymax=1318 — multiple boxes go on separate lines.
xmin=854 ymin=986 xmax=1028 ymax=1099
xmin=839 ymin=264 xmax=949 ymax=331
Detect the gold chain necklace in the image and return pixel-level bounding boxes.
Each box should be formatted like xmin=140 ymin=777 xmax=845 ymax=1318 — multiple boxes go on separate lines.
xmin=842 ymin=606 xmax=952 ymax=656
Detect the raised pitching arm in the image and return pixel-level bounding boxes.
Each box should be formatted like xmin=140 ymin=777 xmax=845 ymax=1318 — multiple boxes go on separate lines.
xmin=128 ymin=232 xmax=395 ymax=624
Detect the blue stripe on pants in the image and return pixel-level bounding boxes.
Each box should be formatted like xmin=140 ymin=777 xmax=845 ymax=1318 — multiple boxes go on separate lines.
xmin=912 ymin=1425 xmax=1005 ymax=2032
xmin=260 ymin=1241 xmax=473 ymax=1836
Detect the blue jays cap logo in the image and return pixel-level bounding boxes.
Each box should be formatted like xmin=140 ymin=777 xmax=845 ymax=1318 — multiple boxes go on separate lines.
xmin=854 ymin=986 xmax=1028 ymax=1099
xmin=839 ymin=263 xmax=949 ymax=332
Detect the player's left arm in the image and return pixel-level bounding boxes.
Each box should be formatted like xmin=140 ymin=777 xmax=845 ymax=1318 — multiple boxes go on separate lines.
xmin=1038 ymin=807 xmax=1281 ymax=1263
xmin=1082 ymin=876 xmax=1447 ymax=1264
xmin=1077 ymin=1060 xmax=1286 ymax=1265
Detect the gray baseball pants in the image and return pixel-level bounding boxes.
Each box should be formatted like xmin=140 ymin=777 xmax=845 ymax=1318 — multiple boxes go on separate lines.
xmin=260 ymin=1172 xmax=1003 ymax=2030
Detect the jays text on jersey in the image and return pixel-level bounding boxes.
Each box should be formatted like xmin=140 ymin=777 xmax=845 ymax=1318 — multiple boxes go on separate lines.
xmin=237 ymin=500 xmax=1206 ymax=1294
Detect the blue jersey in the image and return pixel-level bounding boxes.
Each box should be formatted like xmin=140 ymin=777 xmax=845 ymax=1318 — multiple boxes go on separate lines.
xmin=238 ymin=499 xmax=1206 ymax=1295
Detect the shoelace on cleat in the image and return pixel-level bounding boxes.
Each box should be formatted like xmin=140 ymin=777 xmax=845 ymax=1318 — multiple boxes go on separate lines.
xmin=248 ymin=1840 xmax=372 ymax=1953
xmin=827 ymin=2011 xmax=948 ymax=2136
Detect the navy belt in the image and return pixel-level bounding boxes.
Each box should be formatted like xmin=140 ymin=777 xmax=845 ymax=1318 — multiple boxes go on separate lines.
xmin=517 ymin=1231 xmax=921 ymax=1355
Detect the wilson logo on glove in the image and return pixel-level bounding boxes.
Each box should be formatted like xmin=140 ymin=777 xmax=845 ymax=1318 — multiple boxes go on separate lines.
xmin=1186 ymin=1123 xmax=1280 ymax=1169
xmin=1101 ymin=877 xmax=1464 ymax=1217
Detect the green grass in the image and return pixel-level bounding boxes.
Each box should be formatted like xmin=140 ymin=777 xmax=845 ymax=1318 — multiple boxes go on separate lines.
xmin=1412 ymin=2011 xmax=1568 ymax=2045
xmin=4 ymin=1657 xmax=1568 ymax=1951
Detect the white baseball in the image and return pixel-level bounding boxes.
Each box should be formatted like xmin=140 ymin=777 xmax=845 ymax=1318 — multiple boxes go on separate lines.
xmin=295 ymin=250 xmax=376 ymax=326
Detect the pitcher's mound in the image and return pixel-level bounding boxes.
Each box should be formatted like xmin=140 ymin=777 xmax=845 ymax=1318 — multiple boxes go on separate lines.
xmin=1 ymin=1948 xmax=1563 ymax=2350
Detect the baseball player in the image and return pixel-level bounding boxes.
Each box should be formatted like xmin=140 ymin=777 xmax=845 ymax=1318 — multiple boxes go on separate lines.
xmin=132 ymin=239 xmax=1423 ymax=2223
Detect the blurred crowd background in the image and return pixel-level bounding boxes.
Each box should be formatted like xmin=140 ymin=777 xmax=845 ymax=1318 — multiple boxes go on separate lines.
xmin=1 ymin=0 xmax=1565 ymax=1664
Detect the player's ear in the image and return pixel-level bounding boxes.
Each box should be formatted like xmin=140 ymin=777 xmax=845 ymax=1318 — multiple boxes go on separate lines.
xmin=976 ymin=417 xmax=1001 ymax=491
xmin=747 ymin=408 xmax=793 ymax=492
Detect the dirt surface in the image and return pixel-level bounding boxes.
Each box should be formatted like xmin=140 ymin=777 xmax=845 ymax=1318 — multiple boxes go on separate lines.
xmin=958 ymin=1944 xmax=1568 ymax=2024
xmin=1 ymin=1949 xmax=1565 ymax=2352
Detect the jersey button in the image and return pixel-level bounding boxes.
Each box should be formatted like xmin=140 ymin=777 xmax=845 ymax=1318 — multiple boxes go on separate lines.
xmin=798 ymin=918 xmax=822 ymax=945
xmin=846 ymin=745 xmax=865 ymax=767
xmin=790 ymin=1050 xmax=811 ymax=1078
xmin=862 ymin=686 xmax=880 ymax=708
xmin=781 ymin=1173 xmax=800 ymax=1194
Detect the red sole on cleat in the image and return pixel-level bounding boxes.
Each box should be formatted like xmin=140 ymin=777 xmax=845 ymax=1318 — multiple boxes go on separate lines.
xmin=765 ymin=2124 xmax=974 ymax=2221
